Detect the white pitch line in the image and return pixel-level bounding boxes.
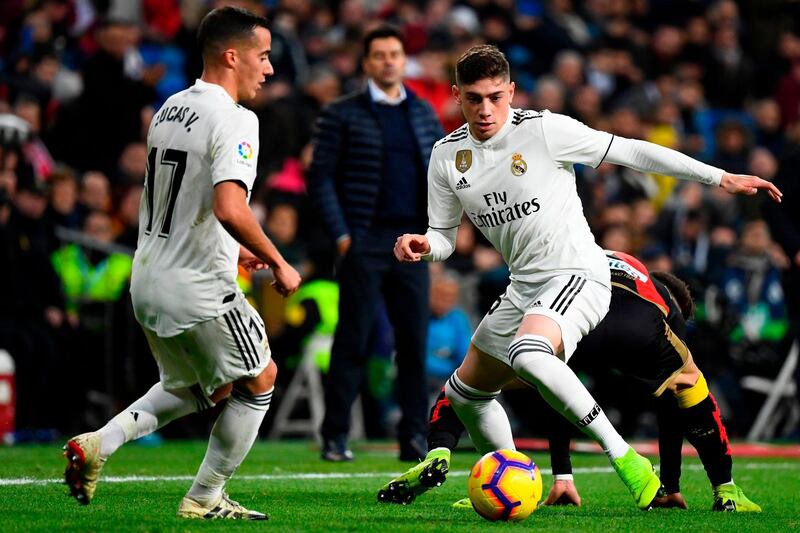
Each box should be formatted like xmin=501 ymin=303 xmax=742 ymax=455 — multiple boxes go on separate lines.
xmin=1 ymin=461 xmax=797 ymax=488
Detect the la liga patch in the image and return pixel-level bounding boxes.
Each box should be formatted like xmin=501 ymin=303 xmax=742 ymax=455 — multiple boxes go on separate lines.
xmin=237 ymin=141 xmax=253 ymax=160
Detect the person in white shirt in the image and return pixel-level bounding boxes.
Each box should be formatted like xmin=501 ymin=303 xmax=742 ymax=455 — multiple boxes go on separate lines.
xmin=63 ymin=7 xmax=301 ymax=520
xmin=393 ymin=45 xmax=781 ymax=510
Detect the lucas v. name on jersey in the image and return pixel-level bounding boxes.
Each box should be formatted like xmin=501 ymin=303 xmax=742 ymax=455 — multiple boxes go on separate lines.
xmin=153 ymin=105 xmax=201 ymax=132
xmin=467 ymin=190 xmax=541 ymax=229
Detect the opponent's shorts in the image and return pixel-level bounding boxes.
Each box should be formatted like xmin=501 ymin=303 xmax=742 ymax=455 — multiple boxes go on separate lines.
xmin=571 ymin=288 xmax=690 ymax=396
xmin=142 ymin=298 xmax=270 ymax=396
xmin=472 ymin=274 xmax=611 ymax=365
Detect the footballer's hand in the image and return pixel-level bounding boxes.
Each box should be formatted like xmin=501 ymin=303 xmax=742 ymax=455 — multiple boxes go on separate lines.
xmin=271 ymin=262 xmax=301 ymax=297
xmin=544 ymin=479 xmax=582 ymax=506
xmin=394 ymin=233 xmax=430 ymax=262
xmin=651 ymin=491 xmax=688 ymax=509
xmin=720 ymin=172 xmax=782 ymax=203
xmin=239 ymin=247 xmax=269 ymax=272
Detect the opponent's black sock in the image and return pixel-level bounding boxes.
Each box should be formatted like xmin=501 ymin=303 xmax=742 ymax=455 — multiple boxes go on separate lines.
xmin=427 ymin=388 xmax=463 ymax=451
xmin=676 ymin=374 xmax=733 ymax=486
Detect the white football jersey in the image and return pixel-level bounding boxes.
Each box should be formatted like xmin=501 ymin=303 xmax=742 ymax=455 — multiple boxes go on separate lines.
xmin=428 ymin=108 xmax=611 ymax=285
xmin=130 ymin=79 xmax=259 ymax=337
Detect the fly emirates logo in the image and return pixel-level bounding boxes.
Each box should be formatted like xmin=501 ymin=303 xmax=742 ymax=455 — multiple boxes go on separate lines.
xmin=468 ymin=191 xmax=540 ymax=229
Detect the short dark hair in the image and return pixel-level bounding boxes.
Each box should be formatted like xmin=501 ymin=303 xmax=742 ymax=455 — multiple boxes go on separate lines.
xmin=652 ymin=271 xmax=695 ymax=320
xmin=455 ymin=45 xmax=510 ymax=86
xmin=363 ymin=25 xmax=404 ymax=57
xmin=197 ymin=6 xmax=269 ymax=59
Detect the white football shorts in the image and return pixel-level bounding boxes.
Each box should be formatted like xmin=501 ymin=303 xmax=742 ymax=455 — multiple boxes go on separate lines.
xmin=142 ymin=298 xmax=270 ymax=396
xmin=472 ymin=273 xmax=611 ymax=364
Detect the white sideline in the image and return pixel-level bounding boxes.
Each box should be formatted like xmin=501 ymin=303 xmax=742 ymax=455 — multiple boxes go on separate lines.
xmin=0 ymin=461 xmax=797 ymax=487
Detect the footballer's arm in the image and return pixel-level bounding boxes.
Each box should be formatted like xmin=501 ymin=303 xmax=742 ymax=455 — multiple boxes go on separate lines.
xmin=394 ymin=149 xmax=462 ymax=263
xmin=214 ymin=180 xmax=301 ymax=296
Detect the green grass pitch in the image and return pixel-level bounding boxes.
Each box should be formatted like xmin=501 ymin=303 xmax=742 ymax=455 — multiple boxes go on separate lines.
xmin=0 ymin=441 xmax=797 ymax=532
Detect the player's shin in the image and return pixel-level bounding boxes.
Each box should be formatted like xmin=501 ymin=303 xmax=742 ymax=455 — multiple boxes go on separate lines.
xmin=187 ymin=386 xmax=273 ymax=505
xmin=444 ymin=372 xmax=513 ymax=454
xmin=508 ymin=335 xmax=628 ymax=460
xmin=675 ymin=373 xmax=733 ymax=486
xmin=98 ymin=382 xmax=204 ymax=459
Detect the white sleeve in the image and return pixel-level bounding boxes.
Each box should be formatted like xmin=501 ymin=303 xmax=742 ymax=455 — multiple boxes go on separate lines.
xmin=540 ymin=110 xmax=614 ymax=168
xmin=604 ymin=136 xmax=723 ymax=186
xmin=423 ymin=226 xmax=458 ymax=262
xmin=210 ymin=110 xmax=259 ymax=190
xmin=424 ymin=149 xmax=462 ymax=262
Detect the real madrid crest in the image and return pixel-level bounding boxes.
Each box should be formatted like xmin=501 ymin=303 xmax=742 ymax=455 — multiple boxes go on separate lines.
xmin=511 ymin=153 xmax=527 ymax=176
xmin=455 ymin=149 xmax=472 ymax=173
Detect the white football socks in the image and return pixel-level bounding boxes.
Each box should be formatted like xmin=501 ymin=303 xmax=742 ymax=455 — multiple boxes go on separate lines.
xmin=509 ymin=335 xmax=629 ymax=461
xmin=186 ymin=387 xmax=273 ymax=505
xmin=444 ymin=372 xmax=514 ymax=454
xmin=98 ymin=383 xmax=204 ymax=458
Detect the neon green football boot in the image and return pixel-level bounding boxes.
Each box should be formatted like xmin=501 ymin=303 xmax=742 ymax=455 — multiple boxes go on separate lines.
xmin=612 ymin=447 xmax=663 ymax=510
xmin=452 ymin=497 xmax=472 ymax=509
xmin=712 ymin=483 xmax=762 ymax=512
xmin=377 ymin=448 xmax=450 ymax=504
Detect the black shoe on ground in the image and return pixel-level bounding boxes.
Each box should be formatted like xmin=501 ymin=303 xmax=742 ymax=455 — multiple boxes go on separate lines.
xmin=398 ymin=434 xmax=427 ymax=462
xmin=321 ymin=436 xmax=354 ymax=462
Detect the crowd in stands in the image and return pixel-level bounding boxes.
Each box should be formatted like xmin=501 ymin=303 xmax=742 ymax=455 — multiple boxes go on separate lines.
xmin=1 ymin=0 xmax=799 ymax=441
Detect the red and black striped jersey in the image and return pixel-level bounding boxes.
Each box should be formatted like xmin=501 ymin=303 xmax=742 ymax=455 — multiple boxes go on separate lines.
xmin=605 ymin=250 xmax=670 ymax=316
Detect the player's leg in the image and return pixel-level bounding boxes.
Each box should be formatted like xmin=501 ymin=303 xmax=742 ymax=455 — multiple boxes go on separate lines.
xmin=651 ymin=394 xmax=688 ymax=509
xmin=181 ymin=361 xmax=275 ymax=520
xmin=445 ymin=342 xmax=517 ymax=453
xmin=508 ymin=277 xmax=661 ymax=510
xmin=320 ymin=250 xmax=383 ymax=461
xmin=177 ymin=300 xmax=274 ymax=520
xmin=384 ymin=259 xmax=430 ymax=461
xmin=64 ymin=329 xmax=225 ymax=505
xmin=664 ymin=354 xmax=761 ymax=512
xmin=544 ymin=402 xmax=582 ymax=506
xmin=377 ymin=387 xmax=462 ymax=504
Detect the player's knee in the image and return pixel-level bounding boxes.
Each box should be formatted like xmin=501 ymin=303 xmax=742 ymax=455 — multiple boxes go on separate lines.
xmin=209 ymin=383 xmax=233 ymax=403
xmin=508 ymin=334 xmax=556 ymax=378
xmin=238 ymin=359 xmax=277 ymax=395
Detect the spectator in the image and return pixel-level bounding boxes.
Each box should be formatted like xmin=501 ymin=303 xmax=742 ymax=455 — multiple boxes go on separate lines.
xmin=426 ymin=271 xmax=471 ymax=391
xmin=55 ymin=19 xmax=158 ymax=174
xmin=50 ymin=210 xmax=133 ymax=317
xmin=0 ymin=171 xmax=67 ymax=434
xmin=45 ymin=167 xmax=81 ymax=230
xmin=78 ymin=171 xmax=111 ymax=217
xmin=265 ymin=202 xmax=306 ymax=269
xmin=112 ymin=142 xmax=147 ymax=187
xmin=112 ymin=184 xmax=142 ymax=249
xmin=308 ymin=26 xmax=443 ymax=462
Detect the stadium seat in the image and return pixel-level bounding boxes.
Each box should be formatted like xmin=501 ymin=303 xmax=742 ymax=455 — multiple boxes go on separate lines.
xmin=268 ymin=333 xmax=365 ymax=441
xmin=744 ymin=340 xmax=799 ymax=441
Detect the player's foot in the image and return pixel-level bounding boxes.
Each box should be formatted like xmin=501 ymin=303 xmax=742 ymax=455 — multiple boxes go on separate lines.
xmin=712 ymin=483 xmax=761 ymax=512
xmin=377 ymin=448 xmax=450 ymax=504
xmin=452 ymin=497 xmax=472 ymax=509
xmin=612 ymin=447 xmax=663 ymax=510
xmin=651 ymin=491 xmax=688 ymax=509
xmin=321 ymin=436 xmax=354 ymax=462
xmin=63 ymin=432 xmax=106 ymax=505
xmin=177 ymin=491 xmax=268 ymax=520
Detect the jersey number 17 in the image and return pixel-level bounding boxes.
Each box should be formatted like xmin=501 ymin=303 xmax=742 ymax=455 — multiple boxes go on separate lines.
xmin=144 ymin=146 xmax=187 ymax=238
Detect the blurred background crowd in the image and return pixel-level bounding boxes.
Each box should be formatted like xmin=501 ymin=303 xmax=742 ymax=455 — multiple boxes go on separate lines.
xmin=1 ymin=0 xmax=799 ymax=444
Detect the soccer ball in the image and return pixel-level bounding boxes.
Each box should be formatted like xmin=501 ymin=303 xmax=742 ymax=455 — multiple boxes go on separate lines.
xmin=467 ymin=449 xmax=543 ymax=522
